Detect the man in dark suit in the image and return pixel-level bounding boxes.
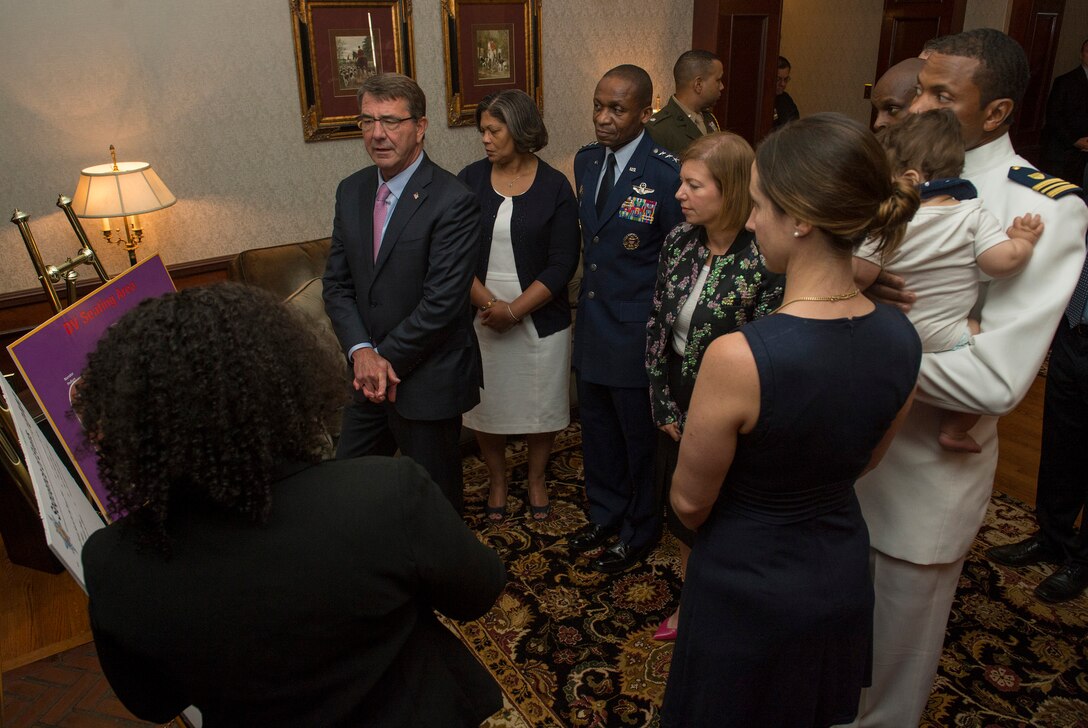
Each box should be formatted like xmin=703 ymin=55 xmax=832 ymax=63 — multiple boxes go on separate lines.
xmin=569 ymin=64 xmax=683 ymax=573
xmin=773 ymin=55 xmax=800 ymax=130
xmin=323 ymin=73 xmax=482 ymax=514
xmin=646 ymin=49 xmax=723 ymax=155
xmin=1041 ymin=39 xmax=1088 ymax=184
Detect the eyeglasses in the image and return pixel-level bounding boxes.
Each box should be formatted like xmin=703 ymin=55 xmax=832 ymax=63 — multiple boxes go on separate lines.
xmin=356 ymin=115 xmax=416 ymax=132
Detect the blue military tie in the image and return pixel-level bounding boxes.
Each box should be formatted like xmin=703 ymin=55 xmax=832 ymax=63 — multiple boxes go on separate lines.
xmin=596 ymin=152 xmax=616 ymax=216
xmin=1065 ymin=254 xmax=1088 ymax=327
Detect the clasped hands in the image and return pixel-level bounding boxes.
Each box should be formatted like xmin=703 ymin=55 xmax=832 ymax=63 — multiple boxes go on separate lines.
xmin=477 ymin=299 xmax=521 ymax=333
xmin=352 ymin=347 xmax=400 ymax=404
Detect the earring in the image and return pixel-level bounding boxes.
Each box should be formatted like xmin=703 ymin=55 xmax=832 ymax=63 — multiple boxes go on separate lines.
xmin=793 ymin=231 xmax=800 ymax=237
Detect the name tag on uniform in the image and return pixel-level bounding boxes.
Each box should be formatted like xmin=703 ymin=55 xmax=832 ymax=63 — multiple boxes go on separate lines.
xmin=618 ymin=196 xmax=657 ymax=224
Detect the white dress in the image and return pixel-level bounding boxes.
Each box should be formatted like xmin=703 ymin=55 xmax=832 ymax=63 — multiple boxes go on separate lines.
xmin=462 ymin=194 xmax=572 ymax=434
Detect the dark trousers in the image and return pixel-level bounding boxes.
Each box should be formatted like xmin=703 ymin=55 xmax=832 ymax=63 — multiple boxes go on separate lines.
xmin=1036 ymin=322 xmax=1088 ymax=564
xmin=337 ymin=396 xmax=464 ymax=514
xmin=654 ymin=350 xmax=696 ymax=547
xmin=577 ymin=376 xmax=659 ymax=551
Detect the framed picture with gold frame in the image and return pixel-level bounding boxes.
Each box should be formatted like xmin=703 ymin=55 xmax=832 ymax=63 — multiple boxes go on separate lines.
xmin=290 ymin=0 xmax=416 ymax=142
xmin=440 ymin=0 xmax=543 ymax=127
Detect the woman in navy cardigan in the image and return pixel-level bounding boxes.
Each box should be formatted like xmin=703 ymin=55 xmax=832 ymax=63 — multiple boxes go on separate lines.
xmin=458 ymin=90 xmax=580 ymax=522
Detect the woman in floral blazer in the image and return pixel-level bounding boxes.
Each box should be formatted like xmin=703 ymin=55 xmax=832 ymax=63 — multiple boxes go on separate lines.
xmin=645 ymin=132 xmax=783 ymax=640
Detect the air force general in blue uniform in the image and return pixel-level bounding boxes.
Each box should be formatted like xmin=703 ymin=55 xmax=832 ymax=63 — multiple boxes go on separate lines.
xmin=568 ymin=65 xmax=683 ymax=573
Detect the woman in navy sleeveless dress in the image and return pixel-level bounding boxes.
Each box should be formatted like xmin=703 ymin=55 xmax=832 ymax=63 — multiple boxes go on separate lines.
xmin=661 ymin=113 xmax=923 ymax=727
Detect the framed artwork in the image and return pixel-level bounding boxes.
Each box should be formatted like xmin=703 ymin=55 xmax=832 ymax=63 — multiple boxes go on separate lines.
xmin=441 ymin=0 xmax=543 ymax=127
xmin=290 ymin=0 xmax=416 ymax=142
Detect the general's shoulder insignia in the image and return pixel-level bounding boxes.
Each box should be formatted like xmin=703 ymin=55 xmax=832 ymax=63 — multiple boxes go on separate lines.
xmin=1008 ymin=166 xmax=1083 ymax=199
xmin=577 ymin=141 xmax=601 ymax=153
xmin=633 ymin=182 xmax=655 ymax=195
xmin=652 ymin=148 xmax=680 ymax=166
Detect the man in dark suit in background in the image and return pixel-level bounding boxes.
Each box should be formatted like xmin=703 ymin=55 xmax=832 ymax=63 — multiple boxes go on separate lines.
xmin=1041 ymin=39 xmax=1088 ymax=184
xmin=772 ymin=55 xmax=800 ymax=129
xmin=568 ymin=64 xmax=683 ymax=573
xmin=323 ymin=73 xmax=482 ymax=514
xmin=646 ymin=49 xmax=723 ymax=155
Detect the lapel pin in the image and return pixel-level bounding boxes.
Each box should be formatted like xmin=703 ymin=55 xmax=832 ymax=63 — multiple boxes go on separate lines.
xmin=413 ymin=192 xmax=419 ymax=200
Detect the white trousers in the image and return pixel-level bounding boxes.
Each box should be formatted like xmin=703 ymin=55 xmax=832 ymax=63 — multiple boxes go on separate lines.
xmin=838 ymin=549 xmax=966 ymax=728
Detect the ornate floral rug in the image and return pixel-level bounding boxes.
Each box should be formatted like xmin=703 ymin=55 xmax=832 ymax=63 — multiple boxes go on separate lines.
xmin=447 ymin=426 xmax=1088 ymax=728
xmin=924 ymin=491 xmax=1088 ymax=727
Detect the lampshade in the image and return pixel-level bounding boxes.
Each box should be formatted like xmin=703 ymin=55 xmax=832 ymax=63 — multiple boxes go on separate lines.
xmin=71 ymin=161 xmax=176 ymax=218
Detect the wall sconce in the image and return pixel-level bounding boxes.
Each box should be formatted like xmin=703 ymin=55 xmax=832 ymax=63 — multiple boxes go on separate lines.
xmin=70 ymin=145 xmax=176 ymax=266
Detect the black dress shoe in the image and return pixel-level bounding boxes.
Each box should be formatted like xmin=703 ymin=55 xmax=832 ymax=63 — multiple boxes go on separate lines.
xmin=568 ymin=523 xmax=615 ymax=553
xmin=986 ymin=535 xmax=1061 ymax=567
xmin=590 ymin=540 xmax=652 ymax=574
xmin=1035 ymin=562 xmax=1088 ymax=603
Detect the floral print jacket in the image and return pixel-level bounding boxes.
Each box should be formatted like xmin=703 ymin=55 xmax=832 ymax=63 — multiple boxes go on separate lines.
xmin=645 ymin=222 xmax=784 ymax=429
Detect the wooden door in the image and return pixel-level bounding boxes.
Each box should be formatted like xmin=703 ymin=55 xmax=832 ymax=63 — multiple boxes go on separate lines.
xmin=875 ymin=0 xmax=966 ymax=78
xmin=692 ymin=0 xmax=782 ymax=145
xmin=1007 ymin=0 xmax=1066 ymax=165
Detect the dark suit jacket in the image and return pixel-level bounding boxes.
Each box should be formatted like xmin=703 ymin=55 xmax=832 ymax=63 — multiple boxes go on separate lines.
xmin=323 ymin=152 xmax=483 ymax=420
xmin=573 ymin=133 xmax=683 ymax=388
xmin=1042 ymin=66 xmax=1088 ymax=182
xmin=773 ymin=92 xmax=800 ymax=129
xmin=82 ymin=457 xmax=506 ymax=727
xmin=457 ymin=156 xmax=581 ymax=338
xmin=646 ymin=97 xmax=719 ymax=155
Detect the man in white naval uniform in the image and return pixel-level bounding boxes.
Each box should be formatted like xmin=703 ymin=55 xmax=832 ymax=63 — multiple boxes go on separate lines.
xmin=848 ymin=28 xmax=1088 ymax=727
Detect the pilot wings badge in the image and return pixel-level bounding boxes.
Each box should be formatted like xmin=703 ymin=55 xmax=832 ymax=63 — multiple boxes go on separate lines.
xmin=632 ymin=182 xmax=655 ymax=195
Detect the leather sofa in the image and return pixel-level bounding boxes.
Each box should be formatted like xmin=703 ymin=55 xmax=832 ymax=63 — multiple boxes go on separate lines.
xmin=226 ymin=238 xmax=579 ymax=448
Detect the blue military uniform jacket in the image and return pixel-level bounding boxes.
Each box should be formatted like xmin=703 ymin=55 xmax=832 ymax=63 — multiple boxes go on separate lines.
xmin=573 ymin=132 xmax=683 ymax=388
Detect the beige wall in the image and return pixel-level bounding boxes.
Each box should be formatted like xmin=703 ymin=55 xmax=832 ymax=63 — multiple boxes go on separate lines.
xmin=780 ymin=0 xmax=885 ymax=124
xmin=779 ymin=0 xmax=1015 ymax=124
xmin=0 ymin=0 xmax=691 ymax=294
xmin=964 ymin=0 xmax=1011 ymax=34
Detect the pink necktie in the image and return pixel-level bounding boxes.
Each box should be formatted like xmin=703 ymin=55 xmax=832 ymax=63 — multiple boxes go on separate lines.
xmin=373 ymin=183 xmax=391 ymax=261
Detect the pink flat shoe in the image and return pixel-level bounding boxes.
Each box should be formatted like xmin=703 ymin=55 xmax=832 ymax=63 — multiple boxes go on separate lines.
xmin=653 ymin=615 xmax=678 ymax=641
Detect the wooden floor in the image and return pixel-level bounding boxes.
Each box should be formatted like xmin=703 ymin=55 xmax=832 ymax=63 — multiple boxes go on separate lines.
xmin=993 ymin=374 xmax=1045 ymax=508
xmin=0 ymin=376 xmax=1049 ymax=726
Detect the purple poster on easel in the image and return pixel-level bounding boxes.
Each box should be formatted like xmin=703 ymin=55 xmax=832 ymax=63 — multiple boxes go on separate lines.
xmin=8 ymin=255 xmax=176 ymax=518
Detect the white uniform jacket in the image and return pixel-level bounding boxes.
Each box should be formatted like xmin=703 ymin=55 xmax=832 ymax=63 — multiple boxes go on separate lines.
xmin=856 ymin=133 xmax=1088 ymax=565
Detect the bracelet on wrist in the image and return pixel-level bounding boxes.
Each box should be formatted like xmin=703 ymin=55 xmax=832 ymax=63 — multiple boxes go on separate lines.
xmin=480 ymin=297 xmax=497 ymax=311
xmin=506 ymin=303 xmax=522 ymax=323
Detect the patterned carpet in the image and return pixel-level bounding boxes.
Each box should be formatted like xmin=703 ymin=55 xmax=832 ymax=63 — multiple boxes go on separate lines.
xmin=4 ymin=425 xmax=1084 ymax=726
xmin=926 ymin=492 xmax=1088 ymax=727
xmin=451 ymin=425 xmax=1088 ymax=728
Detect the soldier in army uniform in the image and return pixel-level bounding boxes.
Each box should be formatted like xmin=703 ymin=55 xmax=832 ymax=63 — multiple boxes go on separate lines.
xmin=646 ymin=50 xmax=723 ymax=156
xmin=567 ymin=64 xmax=683 ymax=574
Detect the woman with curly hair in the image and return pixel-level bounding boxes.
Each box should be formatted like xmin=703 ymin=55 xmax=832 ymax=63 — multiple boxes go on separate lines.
xmin=76 ymin=283 xmax=505 ymax=727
